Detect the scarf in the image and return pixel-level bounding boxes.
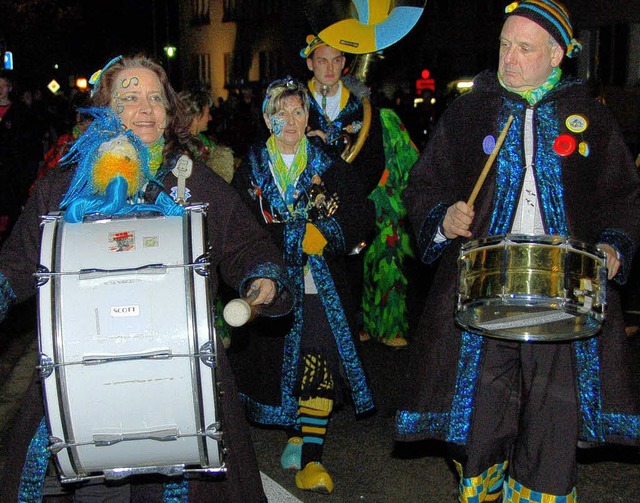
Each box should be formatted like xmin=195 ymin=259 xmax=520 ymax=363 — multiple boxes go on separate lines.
xmin=498 ymin=66 xmax=562 ymax=105
xmin=266 ymin=134 xmax=308 ymax=207
xmin=149 ymin=136 xmax=165 ymax=175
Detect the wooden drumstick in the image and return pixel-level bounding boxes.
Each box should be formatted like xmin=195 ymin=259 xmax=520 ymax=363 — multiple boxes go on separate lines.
xmin=467 ymin=115 xmax=514 ymax=207
xmin=223 ymin=286 xmax=259 ymax=327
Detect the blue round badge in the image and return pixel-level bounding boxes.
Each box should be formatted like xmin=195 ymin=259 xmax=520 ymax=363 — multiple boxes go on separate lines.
xmin=483 ymin=135 xmax=496 ymax=155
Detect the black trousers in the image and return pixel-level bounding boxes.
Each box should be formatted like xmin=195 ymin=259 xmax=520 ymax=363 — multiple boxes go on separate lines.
xmin=452 ymin=337 xmax=579 ymax=495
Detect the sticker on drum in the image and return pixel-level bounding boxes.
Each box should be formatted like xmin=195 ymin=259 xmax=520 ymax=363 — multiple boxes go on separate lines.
xmin=108 ymin=230 xmax=135 ymax=252
xmin=456 ymin=234 xmax=607 ymax=342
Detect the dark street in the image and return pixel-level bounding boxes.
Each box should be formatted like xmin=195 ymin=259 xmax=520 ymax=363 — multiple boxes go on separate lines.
xmin=1 ymin=296 xmax=639 ymax=502
xmin=246 ymin=330 xmax=640 ymax=502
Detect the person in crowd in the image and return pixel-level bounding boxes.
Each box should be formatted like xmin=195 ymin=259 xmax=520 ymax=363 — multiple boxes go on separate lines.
xmin=20 ymin=88 xmax=51 ymax=149
xmin=622 ymin=151 xmax=640 ymax=337
xmin=0 ymin=70 xmax=15 ymax=242
xmin=0 ymin=54 xmax=292 ymax=502
xmin=0 ymin=71 xmax=42 ymax=243
xmin=0 ymin=71 xmax=12 ymax=120
xmin=231 ymin=77 xmax=375 ymax=494
xmin=178 ymin=86 xmax=235 ymax=184
xmin=237 ymin=86 xmax=263 ymax=152
xmin=302 ymin=35 xmax=415 ymax=348
xmin=360 ymin=109 xmax=419 ymax=349
xmin=396 ymin=1 xmax=640 ymax=501
xmin=210 ymin=95 xmax=227 ymax=137
xmin=302 ymin=36 xmax=385 ymax=195
xmin=623 ymin=257 xmax=640 ymax=337
xmin=213 ymin=88 xmax=262 ymax=160
xmin=178 ymin=85 xmax=237 ymax=349
xmin=30 ymin=93 xmax=92 ymax=192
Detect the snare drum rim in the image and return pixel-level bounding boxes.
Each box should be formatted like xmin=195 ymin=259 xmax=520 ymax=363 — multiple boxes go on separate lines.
xmin=458 ymin=295 xmax=605 ymax=321
xmin=456 ymin=233 xmax=607 ymax=342
xmin=460 ymin=234 xmax=606 ymax=261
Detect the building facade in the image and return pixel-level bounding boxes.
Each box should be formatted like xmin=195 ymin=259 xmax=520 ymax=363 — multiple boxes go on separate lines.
xmin=178 ymin=0 xmax=640 ymax=152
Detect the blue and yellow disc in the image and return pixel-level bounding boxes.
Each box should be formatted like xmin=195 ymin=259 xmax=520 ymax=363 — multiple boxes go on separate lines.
xmin=307 ymin=0 xmax=427 ymax=54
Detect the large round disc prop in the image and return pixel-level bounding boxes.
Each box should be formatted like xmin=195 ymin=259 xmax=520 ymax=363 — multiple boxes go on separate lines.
xmin=304 ymin=0 xmax=427 ymax=54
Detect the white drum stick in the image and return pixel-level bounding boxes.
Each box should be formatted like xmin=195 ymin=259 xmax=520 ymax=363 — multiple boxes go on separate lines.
xmin=467 ymin=115 xmax=514 ymax=207
xmin=223 ymin=288 xmax=259 ymax=327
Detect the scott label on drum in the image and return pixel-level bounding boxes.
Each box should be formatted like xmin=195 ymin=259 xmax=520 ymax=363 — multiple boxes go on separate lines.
xmin=110 ymin=305 xmax=140 ymax=317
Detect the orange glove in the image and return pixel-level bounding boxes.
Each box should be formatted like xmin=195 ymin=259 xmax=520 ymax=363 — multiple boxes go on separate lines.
xmin=302 ymin=223 xmax=327 ymax=255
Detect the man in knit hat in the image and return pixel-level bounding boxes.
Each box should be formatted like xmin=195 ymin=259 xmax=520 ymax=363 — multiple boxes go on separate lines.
xmin=397 ymin=1 xmax=640 ymax=501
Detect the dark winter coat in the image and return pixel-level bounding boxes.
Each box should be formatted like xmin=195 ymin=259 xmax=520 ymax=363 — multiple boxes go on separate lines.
xmin=0 ymin=153 xmax=292 ymax=502
xmin=231 ymin=137 xmax=375 ymax=426
xmin=397 ymin=70 xmax=640 ymax=447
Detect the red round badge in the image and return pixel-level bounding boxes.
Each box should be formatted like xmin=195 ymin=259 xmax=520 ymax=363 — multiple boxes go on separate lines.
xmin=553 ymin=134 xmax=576 ymax=157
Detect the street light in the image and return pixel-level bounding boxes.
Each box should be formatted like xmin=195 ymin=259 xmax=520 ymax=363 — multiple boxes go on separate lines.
xmin=163 ymin=45 xmax=177 ymax=84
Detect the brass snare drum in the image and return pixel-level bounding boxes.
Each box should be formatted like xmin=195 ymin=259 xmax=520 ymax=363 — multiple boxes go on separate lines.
xmin=456 ymin=234 xmax=607 ymax=341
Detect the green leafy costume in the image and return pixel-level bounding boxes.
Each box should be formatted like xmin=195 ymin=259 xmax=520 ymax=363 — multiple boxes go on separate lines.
xmin=362 ymin=109 xmax=418 ymax=343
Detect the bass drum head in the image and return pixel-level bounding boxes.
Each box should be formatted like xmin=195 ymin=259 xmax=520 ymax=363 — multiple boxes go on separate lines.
xmin=37 ymin=207 xmax=224 ymax=482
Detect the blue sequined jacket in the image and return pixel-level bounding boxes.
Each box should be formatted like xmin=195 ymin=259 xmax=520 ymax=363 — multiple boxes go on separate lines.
xmin=232 ymin=137 xmax=376 ymax=427
xmin=307 ymin=81 xmax=386 ymax=195
xmin=397 ymin=70 xmax=640 ymax=446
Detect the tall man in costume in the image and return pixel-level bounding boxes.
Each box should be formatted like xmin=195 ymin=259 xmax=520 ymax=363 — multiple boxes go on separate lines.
xmin=396 ymin=1 xmax=640 ymax=501
xmin=302 ymin=35 xmax=417 ymax=348
xmin=302 ymin=35 xmax=385 ymax=196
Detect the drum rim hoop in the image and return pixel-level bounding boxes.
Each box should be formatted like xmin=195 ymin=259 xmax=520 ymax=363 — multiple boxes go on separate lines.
xmin=460 ymin=233 xmax=604 ymax=258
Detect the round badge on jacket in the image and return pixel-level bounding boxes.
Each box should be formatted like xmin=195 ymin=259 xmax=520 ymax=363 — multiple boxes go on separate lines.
xmin=553 ymin=134 xmax=577 ymax=157
xmin=566 ymin=114 xmax=588 ymax=134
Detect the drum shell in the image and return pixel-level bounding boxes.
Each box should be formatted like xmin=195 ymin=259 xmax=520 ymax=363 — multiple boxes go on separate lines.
xmin=456 ymin=235 xmax=607 ymax=341
xmin=36 ymin=206 xmax=224 ymax=482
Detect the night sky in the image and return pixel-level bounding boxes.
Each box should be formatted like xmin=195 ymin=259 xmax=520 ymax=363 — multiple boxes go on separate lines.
xmin=2 ymin=0 xmax=165 ymax=90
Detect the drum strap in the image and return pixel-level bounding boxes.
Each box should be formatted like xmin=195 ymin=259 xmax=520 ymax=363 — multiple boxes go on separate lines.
xmin=144 ymin=154 xmax=193 ymax=206
xmin=171 ymin=155 xmax=193 ymax=204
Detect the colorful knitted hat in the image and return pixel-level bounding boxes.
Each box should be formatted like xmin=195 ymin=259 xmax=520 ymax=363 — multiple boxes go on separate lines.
xmin=505 ymin=0 xmax=582 ymax=58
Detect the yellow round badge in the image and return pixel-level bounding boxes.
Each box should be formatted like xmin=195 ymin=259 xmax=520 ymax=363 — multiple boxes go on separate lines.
xmin=566 ymin=114 xmax=588 ymax=134
xmin=578 ymin=141 xmax=590 ymax=157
